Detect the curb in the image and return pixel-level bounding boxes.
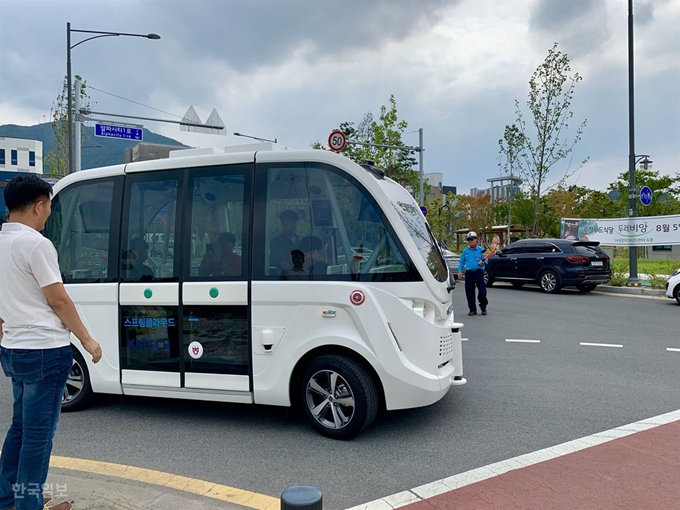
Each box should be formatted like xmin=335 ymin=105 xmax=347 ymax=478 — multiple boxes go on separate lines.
xmin=596 ymin=285 xmax=666 ymax=297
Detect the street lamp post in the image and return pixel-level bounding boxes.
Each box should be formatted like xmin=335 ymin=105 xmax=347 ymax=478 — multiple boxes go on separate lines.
xmin=67 ymin=23 xmax=160 ymax=174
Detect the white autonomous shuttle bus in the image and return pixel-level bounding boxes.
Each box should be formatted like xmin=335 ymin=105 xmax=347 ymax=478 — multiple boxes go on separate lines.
xmin=44 ymin=145 xmax=465 ymax=439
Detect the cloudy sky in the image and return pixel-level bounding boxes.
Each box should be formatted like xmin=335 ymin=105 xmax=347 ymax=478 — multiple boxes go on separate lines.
xmin=1 ymin=0 xmax=678 ymax=194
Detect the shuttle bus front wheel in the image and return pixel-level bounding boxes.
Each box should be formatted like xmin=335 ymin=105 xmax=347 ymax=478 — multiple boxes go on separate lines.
xmin=300 ymin=355 xmax=378 ymax=440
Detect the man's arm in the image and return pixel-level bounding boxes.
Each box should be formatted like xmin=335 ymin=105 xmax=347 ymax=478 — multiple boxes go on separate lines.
xmin=0 ymin=318 xmax=3 ymax=341
xmin=458 ymin=249 xmax=466 ymax=274
xmin=42 ymin=283 xmax=102 ymax=363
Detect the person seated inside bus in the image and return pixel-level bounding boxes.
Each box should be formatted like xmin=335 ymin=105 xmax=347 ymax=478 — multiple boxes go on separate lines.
xmin=199 ymin=232 xmax=242 ymax=277
xmin=298 ymin=235 xmax=328 ymax=276
xmin=279 ymin=249 xmax=310 ymax=280
xmin=122 ymin=237 xmax=154 ymax=281
xmin=269 ymin=210 xmax=303 ymax=275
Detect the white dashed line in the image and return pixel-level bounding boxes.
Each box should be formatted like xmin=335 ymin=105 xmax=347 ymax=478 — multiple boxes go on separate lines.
xmin=462 ymin=338 xmax=468 ymax=342
xmin=505 ymin=339 xmax=541 ymax=344
xmin=580 ymin=342 xmax=623 ymax=348
xmin=667 ymin=348 xmax=680 ymax=352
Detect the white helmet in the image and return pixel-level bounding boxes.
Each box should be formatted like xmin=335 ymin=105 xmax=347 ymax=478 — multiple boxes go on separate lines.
xmin=466 ymin=231 xmax=478 ymax=240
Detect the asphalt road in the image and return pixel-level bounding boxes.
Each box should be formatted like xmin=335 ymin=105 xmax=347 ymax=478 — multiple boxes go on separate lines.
xmin=0 ymin=284 xmax=678 ymax=509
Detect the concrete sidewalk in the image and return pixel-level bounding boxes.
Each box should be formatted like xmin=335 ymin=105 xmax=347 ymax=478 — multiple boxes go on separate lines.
xmin=44 ymin=468 xmax=253 ymax=510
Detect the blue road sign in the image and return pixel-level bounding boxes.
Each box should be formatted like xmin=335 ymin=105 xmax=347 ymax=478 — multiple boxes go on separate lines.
xmin=95 ymin=123 xmax=143 ymax=141
xmin=420 ymin=205 xmax=428 ymax=216
xmin=640 ymin=186 xmax=653 ymax=206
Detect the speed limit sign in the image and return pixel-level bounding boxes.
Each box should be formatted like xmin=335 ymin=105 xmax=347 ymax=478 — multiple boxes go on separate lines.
xmin=328 ymin=130 xmax=347 ymax=152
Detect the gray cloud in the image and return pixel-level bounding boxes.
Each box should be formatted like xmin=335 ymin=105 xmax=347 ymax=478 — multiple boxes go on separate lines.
xmin=529 ymin=0 xmax=609 ymax=57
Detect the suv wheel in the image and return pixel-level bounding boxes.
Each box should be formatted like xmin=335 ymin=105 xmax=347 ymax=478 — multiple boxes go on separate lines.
xmin=577 ymin=284 xmax=597 ymax=292
xmin=538 ymin=270 xmax=561 ymax=294
xmin=674 ymin=285 xmax=680 ymax=305
xmin=300 ymin=355 xmax=378 ymax=440
xmin=484 ymin=269 xmax=494 ymax=287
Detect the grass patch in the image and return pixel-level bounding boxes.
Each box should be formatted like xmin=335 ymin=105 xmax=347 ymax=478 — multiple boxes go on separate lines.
xmin=613 ymin=258 xmax=678 ymax=276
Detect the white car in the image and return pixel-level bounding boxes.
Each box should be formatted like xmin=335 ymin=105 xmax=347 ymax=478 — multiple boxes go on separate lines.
xmin=666 ymin=269 xmax=680 ymax=305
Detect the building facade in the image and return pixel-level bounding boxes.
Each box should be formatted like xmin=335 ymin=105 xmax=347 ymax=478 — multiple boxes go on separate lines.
xmin=470 ymin=176 xmax=522 ymax=202
xmin=0 ymin=137 xmax=43 ymax=174
xmin=124 ymin=142 xmax=187 ymax=163
xmin=1 ymin=137 xmax=44 ymax=220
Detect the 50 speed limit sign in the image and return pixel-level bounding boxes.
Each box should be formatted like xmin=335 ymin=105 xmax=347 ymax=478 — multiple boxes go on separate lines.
xmin=328 ymin=130 xmax=347 ymax=152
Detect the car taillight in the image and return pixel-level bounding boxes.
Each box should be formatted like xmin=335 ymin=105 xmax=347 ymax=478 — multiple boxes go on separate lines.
xmin=567 ymin=255 xmax=589 ymax=263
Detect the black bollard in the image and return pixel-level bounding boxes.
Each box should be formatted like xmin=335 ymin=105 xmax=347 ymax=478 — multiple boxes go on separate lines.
xmin=280 ymin=485 xmax=323 ymax=510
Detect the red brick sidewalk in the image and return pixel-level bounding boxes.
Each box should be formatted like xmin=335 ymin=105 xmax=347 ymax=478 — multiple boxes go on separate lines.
xmin=401 ymin=420 xmax=680 ymax=510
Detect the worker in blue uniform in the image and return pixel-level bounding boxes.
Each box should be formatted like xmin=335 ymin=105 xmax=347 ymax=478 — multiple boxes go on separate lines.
xmin=458 ymin=231 xmax=488 ymax=316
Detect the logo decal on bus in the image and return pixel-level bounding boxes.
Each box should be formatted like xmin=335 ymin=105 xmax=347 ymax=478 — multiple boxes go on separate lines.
xmin=188 ymin=341 xmax=204 ymax=359
xmin=350 ymin=290 xmax=366 ymax=306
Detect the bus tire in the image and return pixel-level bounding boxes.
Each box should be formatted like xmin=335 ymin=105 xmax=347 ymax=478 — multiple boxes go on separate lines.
xmin=300 ymin=354 xmax=378 ymax=440
xmin=61 ymin=347 xmax=94 ymax=412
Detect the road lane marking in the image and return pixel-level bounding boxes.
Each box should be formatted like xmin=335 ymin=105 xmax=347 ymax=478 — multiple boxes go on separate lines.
xmin=667 ymin=348 xmax=680 ymax=352
xmin=48 ymin=456 xmax=278 ymax=510
xmin=505 ymin=339 xmax=541 ymax=343
xmin=580 ymin=342 xmax=623 ymax=348
xmin=346 ymin=408 xmax=680 ymax=510
xmin=462 ymin=338 xmax=468 ymax=342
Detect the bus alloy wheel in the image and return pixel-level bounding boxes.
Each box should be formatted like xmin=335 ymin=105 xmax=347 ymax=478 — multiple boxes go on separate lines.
xmin=301 ymin=355 xmax=378 ymax=439
xmin=62 ymin=348 xmax=94 ymax=412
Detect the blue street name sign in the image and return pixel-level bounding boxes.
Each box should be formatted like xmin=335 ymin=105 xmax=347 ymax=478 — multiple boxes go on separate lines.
xmin=95 ymin=123 xmax=143 ymax=141
xmin=639 ymin=186 xmax=653 ymax=206
xmin=420 ymin=205 xmax=428 ymax=216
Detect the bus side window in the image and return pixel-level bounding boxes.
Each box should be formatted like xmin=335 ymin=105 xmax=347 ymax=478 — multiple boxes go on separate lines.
xmin=44 ymin=178 xmax=119 ymax=283
xmin=122 ymin=178 xmax=179 ymax=282
xmin=187 ymin=167 xmax=248 ymax=280
xmin=256 ymin=163 xmax=412 ymax=281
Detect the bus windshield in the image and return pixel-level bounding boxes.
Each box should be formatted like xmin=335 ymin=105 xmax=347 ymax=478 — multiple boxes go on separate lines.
xmin=381 ymin=178 xmax=448 ymax=282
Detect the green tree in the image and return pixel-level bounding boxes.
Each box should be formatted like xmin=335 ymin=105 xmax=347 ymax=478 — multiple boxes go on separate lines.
xmin=572 ymin=187 xmax=620 ymax=218
xmin=609 ymin=169 xmax=680 ymax=217
xmin=508 ymin=191 xmax=536 ymax=236
xmin=44 ymin=75 xmax=95 ymax=178
xmin=313 ymin=95 xmax=418 ymax=190
xmin=501 ymin=43 xmax=589 ymax=235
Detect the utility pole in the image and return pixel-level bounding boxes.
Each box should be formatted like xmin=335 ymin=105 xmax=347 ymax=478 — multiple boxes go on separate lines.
xmin=74 ymin=77 xmax=82 ymax=172
xmin=67 ymin=22 xmax=73 ymax=175
xmin=418 ymin=128 xmax=424 ymax=206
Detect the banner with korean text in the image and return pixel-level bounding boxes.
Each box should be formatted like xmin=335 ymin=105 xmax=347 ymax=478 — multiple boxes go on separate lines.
xmin=560 ymin=214 xmax=680 ymax=246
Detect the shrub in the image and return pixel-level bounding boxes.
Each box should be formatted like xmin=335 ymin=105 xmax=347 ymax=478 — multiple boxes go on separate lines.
xmin=647 ymin=271 xmax=668 ymax=290
xmin=609 ymin=260 xmax=629 ymax=286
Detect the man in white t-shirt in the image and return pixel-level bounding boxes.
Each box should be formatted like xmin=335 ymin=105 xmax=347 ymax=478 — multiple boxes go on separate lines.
xmin=0 ymin=175 xmax=102 ymax=510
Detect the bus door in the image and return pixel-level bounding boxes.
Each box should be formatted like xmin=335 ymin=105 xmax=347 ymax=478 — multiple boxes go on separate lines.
xmin=118 ymin=166 xmax=253 ymax=400
xmin=180 ymin=164 xmax=252 ymax=400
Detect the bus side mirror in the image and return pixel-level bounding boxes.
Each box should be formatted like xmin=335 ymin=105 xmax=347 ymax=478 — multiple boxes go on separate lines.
xmin=447 ymin=272 xmax=456 ymax=292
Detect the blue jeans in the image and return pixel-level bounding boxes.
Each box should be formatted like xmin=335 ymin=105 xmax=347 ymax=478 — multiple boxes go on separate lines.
xmin=0 ymin=346 xmax=72 ymax=510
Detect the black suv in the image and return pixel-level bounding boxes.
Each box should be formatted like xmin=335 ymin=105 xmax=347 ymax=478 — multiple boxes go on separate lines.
xmin=485 ymin=239 xmax=611 ymax=293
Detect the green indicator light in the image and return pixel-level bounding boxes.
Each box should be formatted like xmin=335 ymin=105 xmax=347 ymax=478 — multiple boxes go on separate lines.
xmin=209 ymin=287 xmax=219 ymax=299
xmin=143 ymin=289 xmax=153 ymax=299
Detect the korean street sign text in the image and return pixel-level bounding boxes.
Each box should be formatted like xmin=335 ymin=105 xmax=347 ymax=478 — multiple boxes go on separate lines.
xmin=95 ymin=123 xmax=143 ymax=141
